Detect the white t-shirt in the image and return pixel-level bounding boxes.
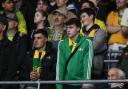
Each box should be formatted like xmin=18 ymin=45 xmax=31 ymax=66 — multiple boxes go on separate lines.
xmin=121 ymin=8 xmax=128 ymax=26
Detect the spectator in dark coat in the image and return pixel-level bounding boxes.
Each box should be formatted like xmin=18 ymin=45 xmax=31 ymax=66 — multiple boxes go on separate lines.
xmin=24 ymin=30 xmax=57 ymax=89
xmin=0 ymin=16 xmax=10 ymax=82
xmin=0 ymin=16 xmax=28 ymax=87
xmin=0 ymin=16 xmax=20 ymax=89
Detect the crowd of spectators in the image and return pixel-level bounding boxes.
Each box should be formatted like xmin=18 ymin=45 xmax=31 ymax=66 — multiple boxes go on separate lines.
xmin=0 ymin=0 xmax=128 ymax=89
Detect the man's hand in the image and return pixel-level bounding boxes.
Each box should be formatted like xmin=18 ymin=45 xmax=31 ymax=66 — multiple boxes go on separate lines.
xmin=111 ymin=83 xmax=124 ymax=88
xmin=30 ymin=71 xmax=40 ymax=81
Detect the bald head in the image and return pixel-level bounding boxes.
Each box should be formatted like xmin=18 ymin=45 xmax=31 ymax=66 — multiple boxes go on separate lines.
xmin=108 ymin=68 xmax=125 ymax=80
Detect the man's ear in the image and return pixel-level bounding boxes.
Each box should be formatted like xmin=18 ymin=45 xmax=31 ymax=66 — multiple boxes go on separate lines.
xmin=90 ymin=15 xmax=94 ymax=20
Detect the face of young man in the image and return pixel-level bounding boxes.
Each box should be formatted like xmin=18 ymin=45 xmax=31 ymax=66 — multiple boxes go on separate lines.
xmin=80 ymin=12 xmax=93 ymax=26
xmin=36 ymin=0 xmax=48 ymax=12
xmin=53 ymin=12 xmax=65 ymax=26
xmin=33 ymin=33 xmax=47 ymax=49
xmin=2 ymin=0 xmax=14 ymax=11
xmin=66 ymin=24 xmax=79 ymax=39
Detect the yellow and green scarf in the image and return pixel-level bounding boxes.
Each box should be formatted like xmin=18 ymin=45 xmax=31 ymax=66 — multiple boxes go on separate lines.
xmin=33 ymin=48 xmax=46 ymax=74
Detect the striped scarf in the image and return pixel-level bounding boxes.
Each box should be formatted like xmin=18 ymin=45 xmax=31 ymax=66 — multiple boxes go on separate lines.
xmin=48 ymin=27 xmax=64 ymax=41
xmin=33 ymin=48 xmax=46 ymax=74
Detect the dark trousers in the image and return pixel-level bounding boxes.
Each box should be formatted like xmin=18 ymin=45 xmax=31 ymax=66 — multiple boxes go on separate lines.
xmin=63 ymin=84 xmax=81 ymax=89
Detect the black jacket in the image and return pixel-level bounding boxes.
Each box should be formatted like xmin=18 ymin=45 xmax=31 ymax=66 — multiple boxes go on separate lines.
xmin=23 ymin=42 xmax=57 ymax=89
xmin=0 ymin=37 xmax=10 ymax=81
xmin=0 ymin=37 xmax=21 ymax=89
xmin=99 ymin=83 xmax=128 ymax=89
xmin=0 ymin=32 xmax=28 ymax=89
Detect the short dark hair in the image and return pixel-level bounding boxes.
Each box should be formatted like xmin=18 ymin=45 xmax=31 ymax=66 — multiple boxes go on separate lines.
xmin=34 ymin=29 xmax=48 ymax=38
xmin=80 ymin=8 xmax=96 ymax=21
xmin=37 ymin=0 xmax=50 ymax=6
xmin=65 ymin=18 xmax=81 ymax=28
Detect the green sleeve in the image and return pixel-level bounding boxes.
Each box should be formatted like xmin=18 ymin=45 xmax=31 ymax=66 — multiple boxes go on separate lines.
xmin=83 ymin=39 xmax=93 ymax=80
xmin=16 ymin=10 xmax=27 ymax=34
xmin=56 ymin=40 xmax=66 ymax=89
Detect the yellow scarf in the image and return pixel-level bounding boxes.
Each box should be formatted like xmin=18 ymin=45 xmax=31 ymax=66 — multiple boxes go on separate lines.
xmin=68 ymin=38 xmax=77 ymax=53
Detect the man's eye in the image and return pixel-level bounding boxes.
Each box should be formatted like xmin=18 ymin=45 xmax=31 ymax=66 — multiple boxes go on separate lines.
xmin=69 ymin=27 xmax=73 ymax=29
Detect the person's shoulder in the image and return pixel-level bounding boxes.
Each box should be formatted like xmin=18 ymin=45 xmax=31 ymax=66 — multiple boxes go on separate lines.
xmin=15 ymin=9 xmax=22 ymax=13
xmin=15 ymin=9 xmax=24 ymax=16
xmin=46 ymin=41 xmax=57 ymax=52
xmin=107 ymin=10 xmax=117 ymax=17
xmin=57 ymin=37 xmax=69 ymax=49
xmin=80 ymin=36 xmax=92 ymax=44
xmin=80 ymin=35 xmax=90 ymax=41
xmin=47 ymin=41 xmax=56 ymax=49
xmin=59 ymin=37 xmax=68 ymax=44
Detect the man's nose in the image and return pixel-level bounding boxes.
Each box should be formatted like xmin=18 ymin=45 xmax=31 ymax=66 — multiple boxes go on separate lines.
xmin=10 ymin=2 xmax=14 ymax=6
xmin=34 ymin=39 xmax=38 ymax=43
xmin=67 ymin=28 xmax=70 ymax=32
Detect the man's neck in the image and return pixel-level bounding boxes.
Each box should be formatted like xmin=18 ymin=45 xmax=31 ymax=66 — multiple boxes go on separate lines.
xmin=37 ymin=22 xmax=44 ymax=30
xmin=86 ymin=22 xmax=94 ymax=31
xmin=71 ymin=34 xmax=78 ymax=42
xmin=7 ymin=29 xmax=17 ymax=36
xmin=59 ymin=5 xmax=67 ymax=9
xmin=38 ymin=44 xmax=46 ymax=52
